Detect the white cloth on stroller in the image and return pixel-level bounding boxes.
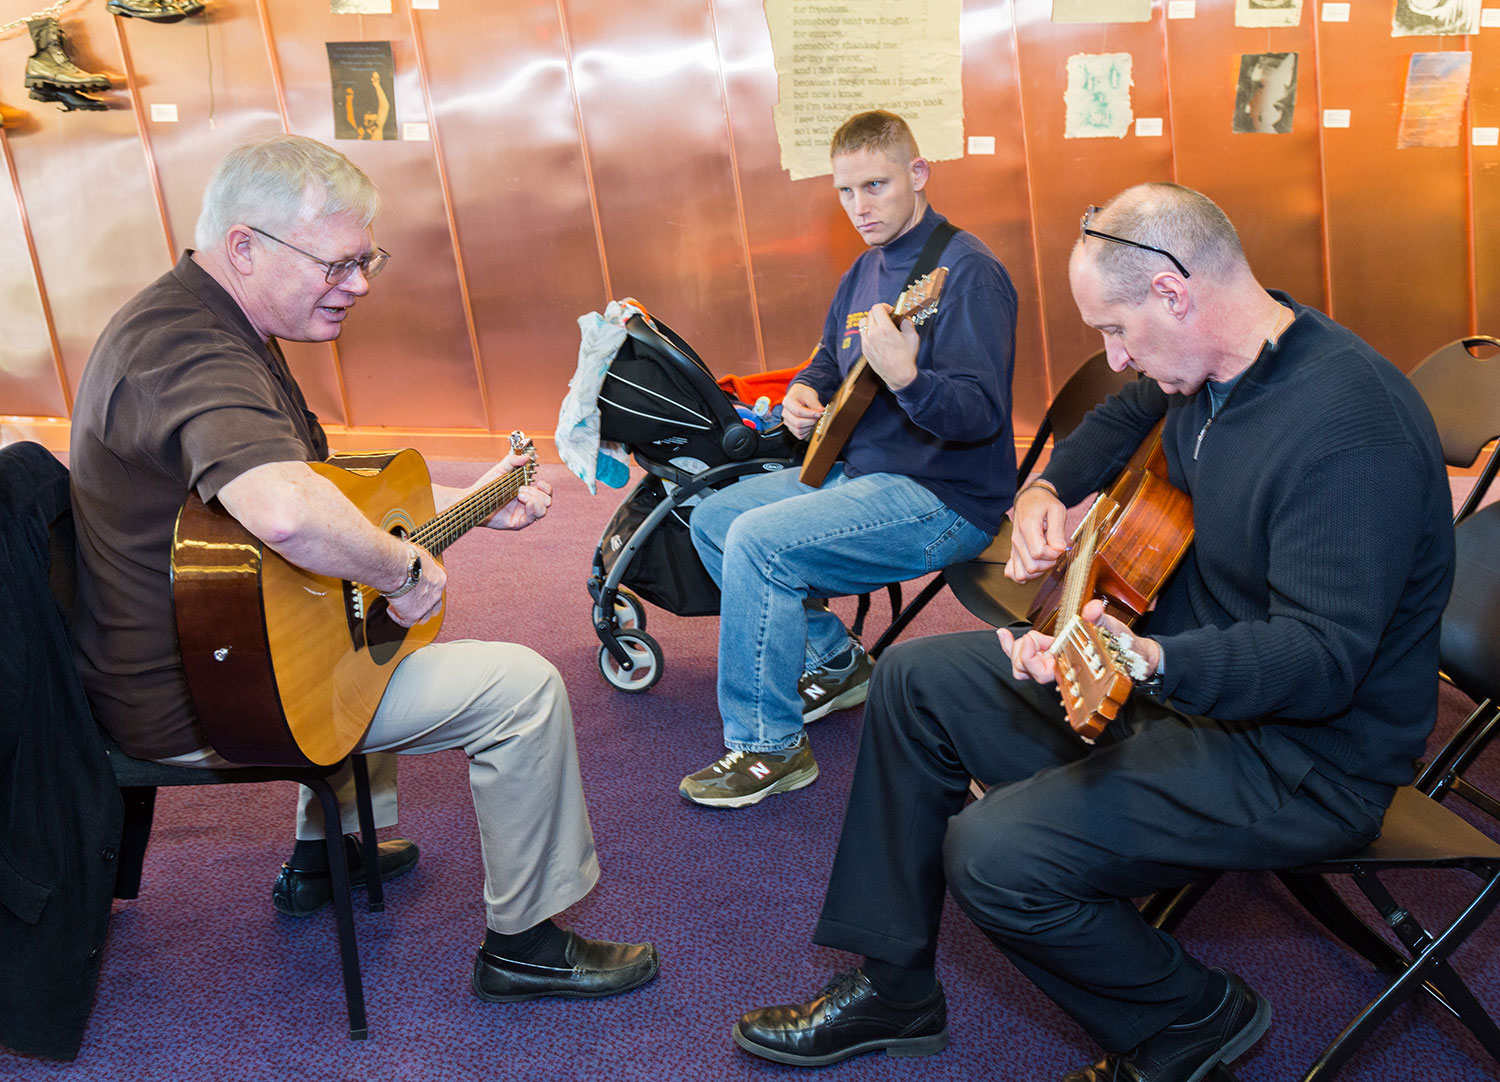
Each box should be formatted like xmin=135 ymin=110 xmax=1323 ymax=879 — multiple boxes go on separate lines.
xmin=556 ymin=299 xmax=639 ymax=493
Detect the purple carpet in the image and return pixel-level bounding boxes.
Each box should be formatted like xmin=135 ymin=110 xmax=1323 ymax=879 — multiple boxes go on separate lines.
xmin=3 ymin=462 xmax=1496 ymax=1082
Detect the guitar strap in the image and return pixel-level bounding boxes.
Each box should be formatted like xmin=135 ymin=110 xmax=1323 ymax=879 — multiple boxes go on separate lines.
xmin=902 ymin=219 xmax=959 ymax=294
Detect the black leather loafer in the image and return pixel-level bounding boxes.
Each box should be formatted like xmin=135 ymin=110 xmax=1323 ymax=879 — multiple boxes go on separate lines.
xmin=733 ymin=968 xmax=948 ymax=1066
xmin=471 ymin=931 xmax=660 ymax=1002
xmin=271 ymin=838 xmax=420 ymax=918
xmin=1061 ymin=969 xmax=1272 ymax=1082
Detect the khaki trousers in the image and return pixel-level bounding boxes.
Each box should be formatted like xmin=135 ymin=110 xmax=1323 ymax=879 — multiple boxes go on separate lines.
xmin=170 ymin=639 xmax=599 ymax=934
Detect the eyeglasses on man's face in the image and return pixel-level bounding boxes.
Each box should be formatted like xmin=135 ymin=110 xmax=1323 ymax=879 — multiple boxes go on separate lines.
xmin=249 ymin=225 xmax=391 ymax=285
xmin=1079 ymin=205 xmax=1190 ymax=279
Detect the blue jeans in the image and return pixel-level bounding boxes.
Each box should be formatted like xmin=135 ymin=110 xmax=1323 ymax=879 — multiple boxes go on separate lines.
xmin=689 ymin=464 xmax=993 ymax=752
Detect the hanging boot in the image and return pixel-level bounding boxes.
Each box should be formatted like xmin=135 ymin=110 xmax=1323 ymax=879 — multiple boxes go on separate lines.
xmin=107 ymin=0 xmax=206 ymax=22
xmin=28 ymin=85 xmax=108 ymax=112
xmin=24 ymin=18 xmax=111 ymax=93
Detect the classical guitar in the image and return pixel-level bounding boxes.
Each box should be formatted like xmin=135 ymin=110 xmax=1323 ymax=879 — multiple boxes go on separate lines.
xmin=1027 ymin=421 xmax=1193 ymax=743
xmin=171 ymin=433 xmax=536 ymax=767
xmin=798 ymin=268 xmax=949 ymax=487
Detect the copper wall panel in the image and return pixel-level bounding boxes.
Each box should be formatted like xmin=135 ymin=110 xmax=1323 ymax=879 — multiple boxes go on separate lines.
xmin=564 ymin=1 xmax=761 ymax=375
xmin=1 ymin=0 xmax=1494 ymax=455
xmin=0 ymin=130 xmax=63 ymax=418
xmin=1165 ymin=0 xmax=1325 ymax=307
xmin=1472 ymin=35 xmax=1500 ymax=337
xmin=412 ymin=0 xmax=608 ymax=439
xmin=941 ymin=2 xmax=1048 ymax=432
xmin=1013 ymin=2 xmax=1175 ymax=388
xmin=263 ymin=1 xmax=484 ymax=430
xmin=713 ymin=0 xmax=849 ymax=376
xmin=1318 ymin=15 xmax=1470 ymax=369
xmin=5 ymin=4 xmax=172 ymax=400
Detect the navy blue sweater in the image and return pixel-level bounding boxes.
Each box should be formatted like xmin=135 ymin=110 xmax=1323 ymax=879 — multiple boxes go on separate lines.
xmin=790 ymin=209 xmax=1018 ymax=535
xmin=1041 ymin=293 xmax=1454 ymax=804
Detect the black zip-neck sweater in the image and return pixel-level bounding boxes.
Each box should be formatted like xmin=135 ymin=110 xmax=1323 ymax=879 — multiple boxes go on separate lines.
xmin=1041 ymin=292 xmax=1454 ymax=805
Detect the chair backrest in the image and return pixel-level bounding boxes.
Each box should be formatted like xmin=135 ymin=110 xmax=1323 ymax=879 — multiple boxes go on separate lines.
xmin=1406 ymin=336 xmax=1500 ymax=523
xmin=1437 ymin=500 xmax=1500 ymax=706
xmin=1016 ymin=349 xmax=1137 ymax=482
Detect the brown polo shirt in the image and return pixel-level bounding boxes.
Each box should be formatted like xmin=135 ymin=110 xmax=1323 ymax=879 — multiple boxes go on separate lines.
xmin=69 ymin=253 xmax=329 ymax=758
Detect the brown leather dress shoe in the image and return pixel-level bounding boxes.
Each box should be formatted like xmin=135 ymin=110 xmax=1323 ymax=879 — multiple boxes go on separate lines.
xmin=733 ymin=969 xmax=948 ymax=1066
xmin=271 ymin=838 xmax=419 ymax=917
xmin=471 ymin=931 xmax=660 ymax=1002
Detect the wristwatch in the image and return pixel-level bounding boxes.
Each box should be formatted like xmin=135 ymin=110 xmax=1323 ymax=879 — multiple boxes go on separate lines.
xmin=381 ymin=542 xmax=422 ymax=600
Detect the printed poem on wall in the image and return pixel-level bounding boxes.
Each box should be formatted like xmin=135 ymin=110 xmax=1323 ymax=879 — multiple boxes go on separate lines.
xmin=765 ymin=0 xmax=962 ymax=181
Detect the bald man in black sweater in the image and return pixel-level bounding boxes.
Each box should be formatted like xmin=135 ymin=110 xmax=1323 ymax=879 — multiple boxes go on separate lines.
xmin=730 ymin=183 xmax=1455 ymax=1082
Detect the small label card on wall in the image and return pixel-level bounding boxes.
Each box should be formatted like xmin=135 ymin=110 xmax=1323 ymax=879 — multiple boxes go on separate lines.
xmin=403 ymin=122 xmax=430 ymax=141
xmin=411 ymin=0 xmax=439 ymax=8
xmin=1483 ymin=8 xmax=1500 ymax=27
xmin=1322 ymin=3 xmax=1350 ymax=21
xmin=1474 ymin=127 xmax=1500 ymax=146
xmin=1323 ymin=108 xmax=1351 ymax=128
xmin=967 ymin=135 xmax=996 ymax=154
xmin=1167 ymin=1 xmax=1195 ymax=18
xmin=150 ymin=103 xmax=178 ymax=122
xmin=1135 ymin=117 xmax=1163 ymax=136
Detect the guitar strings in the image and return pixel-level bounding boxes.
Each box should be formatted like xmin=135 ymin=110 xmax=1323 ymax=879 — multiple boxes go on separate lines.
xmin=349 ymin=456 xmax=536 ymax=608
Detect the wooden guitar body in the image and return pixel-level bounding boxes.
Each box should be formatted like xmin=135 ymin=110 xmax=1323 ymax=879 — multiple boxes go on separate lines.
xmin=799 ymin=358 xmax=879 ymax=487
xmin=1029 ymin=422 xmax=1194 ymax=742
xmin=798 ymin=268 xmax=948 ymax=487
xmin=172 ymin=449 xmax=441 ymax=767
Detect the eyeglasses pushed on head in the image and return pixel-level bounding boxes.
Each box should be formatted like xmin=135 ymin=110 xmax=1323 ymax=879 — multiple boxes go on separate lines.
xmin=1079 ymin=205 xmax=1190 ymax=279
xmin=249 ymin=225 xmax=391 ymax=285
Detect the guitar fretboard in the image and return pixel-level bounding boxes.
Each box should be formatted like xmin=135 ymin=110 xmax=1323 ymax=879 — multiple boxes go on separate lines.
xmin=410 ymin=461 xmax=535 ymax=556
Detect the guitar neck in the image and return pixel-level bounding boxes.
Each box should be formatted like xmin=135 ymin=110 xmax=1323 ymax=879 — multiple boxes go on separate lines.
xmin=409 ymin=461 xmax=534 ymax=556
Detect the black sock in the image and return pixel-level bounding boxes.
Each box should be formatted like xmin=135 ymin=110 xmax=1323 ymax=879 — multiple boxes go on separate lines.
xmin=484 ymin=919 xmax=569 ymax=965
xmin=1172 ymin=969 xmax=1228 ymax=1028
xmin=825 ymin=648 xmax=855 ymax=671
xmin=290 ymin=835 xmax=364 ymax=874
xmin=862 ymin=957 xmax=937 ymax=1005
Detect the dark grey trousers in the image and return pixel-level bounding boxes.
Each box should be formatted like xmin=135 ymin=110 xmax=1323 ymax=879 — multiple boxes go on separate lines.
xmin=813 ymin=629 xmax=1385 ymax=1052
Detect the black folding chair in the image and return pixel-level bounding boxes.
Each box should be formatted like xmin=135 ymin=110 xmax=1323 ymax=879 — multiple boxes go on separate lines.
xmin=1406 ymin=335 xmax=1500 ymax=525
xmin=1143 ymin=501 xmax=1500 ymax=1081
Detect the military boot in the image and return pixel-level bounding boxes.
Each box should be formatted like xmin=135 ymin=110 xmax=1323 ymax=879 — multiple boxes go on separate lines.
xmin=107 ymin=0 xmax=206 ymax=22
xmin=24 ymin=18 xmax=111 ymax=93
xmin=28 ymin=85 xmax=108 ymax=112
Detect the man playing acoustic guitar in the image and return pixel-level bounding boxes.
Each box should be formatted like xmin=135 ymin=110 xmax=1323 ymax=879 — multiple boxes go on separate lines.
xmin=681 ymin=110 xmax=1019 ymax=807
xmin=729 ymin=183 xmax=1453 ymax=1079
xmin=69 ymin=135 xmax=658 ymax=1003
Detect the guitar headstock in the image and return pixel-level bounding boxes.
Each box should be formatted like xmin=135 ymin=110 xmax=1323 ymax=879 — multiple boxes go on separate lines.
xmin=1051 ymin=617 xmax=1137 ymax=744
xmin=893 ymin=267 xmax=949 ymax=326
xmin=509 ymin=430 xmax=537 ymax=478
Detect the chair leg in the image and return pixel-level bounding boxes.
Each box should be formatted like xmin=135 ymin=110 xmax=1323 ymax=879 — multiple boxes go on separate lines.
xmin=1277 ymin=871 xmax=1409 ymax=973
xmin=351 ymin=755 xmax=383 ymax=912
xmin=1302 ymin=869 xmax=1500 ymax=1081
xmin=1139 ymin=875 xmax=1219 ymax=934
xmin=306 ymin=776 xmax=369 ymax=1040
xmin=868 ymin=573 xmax=948 ymax=659
xmin=114 ymin=786 xmax=157 ymax=900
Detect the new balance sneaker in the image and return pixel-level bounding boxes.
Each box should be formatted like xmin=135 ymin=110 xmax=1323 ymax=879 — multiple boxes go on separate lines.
xmin=678 ymin=736 xmax=819 ymax=807
xmin=799 ymin=644 xmax=873 ymax=723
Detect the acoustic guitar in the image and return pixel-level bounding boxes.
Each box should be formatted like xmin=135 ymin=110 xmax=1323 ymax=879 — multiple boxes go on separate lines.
xmin=1027 ymin=421 xmax=1194 ymax=743
xmin=798 ymin=268 xmax=948 ymax=487
xmin=171 ymin=433 xmax=535 ymax=767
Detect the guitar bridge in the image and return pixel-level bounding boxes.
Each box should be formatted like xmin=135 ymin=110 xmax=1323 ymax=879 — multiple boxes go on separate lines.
xmin=344 ymin=579 xmax=365 ymax=650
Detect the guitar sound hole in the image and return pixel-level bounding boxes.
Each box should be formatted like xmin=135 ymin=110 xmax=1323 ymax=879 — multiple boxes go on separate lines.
xmin=364 ymin=596 xmax=408 ymax=663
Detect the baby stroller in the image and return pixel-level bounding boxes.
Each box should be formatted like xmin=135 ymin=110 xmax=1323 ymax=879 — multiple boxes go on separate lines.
xmin=588 ymin=311 xmax=798 ymax=692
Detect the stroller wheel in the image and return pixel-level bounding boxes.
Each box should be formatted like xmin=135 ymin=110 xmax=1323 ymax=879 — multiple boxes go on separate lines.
xmin=594 ymin=587 xmax=647 ymax=632
xmin=599 ymin=630 xmax=664 ymax=693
